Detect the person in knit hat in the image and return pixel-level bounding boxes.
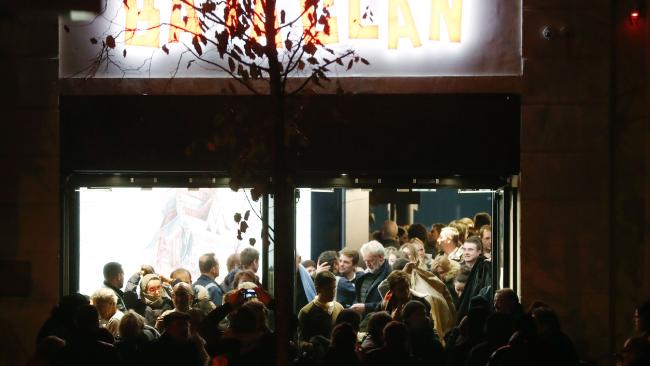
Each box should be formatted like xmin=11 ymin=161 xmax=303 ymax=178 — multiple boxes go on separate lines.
xmin=139 ymin=273 xmax=174 ymax=326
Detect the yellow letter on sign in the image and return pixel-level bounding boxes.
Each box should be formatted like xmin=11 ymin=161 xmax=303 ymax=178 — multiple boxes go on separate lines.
xmin=388 ymin=0 xmax=421 ymax=49
xmin=252 ymin=0 xmax=281 ymax=47
xmin=169 ymin=0 xmax=202 ymax=43
xmin=301 ymin=0 xmax=339 ymax=44
xmin=124 ymin=0 xmax=161 ymax=47
xmin=348 ymin=0 xmax=378 ymax=39
xmin=430 ymin=0 xmax=462 ymax=42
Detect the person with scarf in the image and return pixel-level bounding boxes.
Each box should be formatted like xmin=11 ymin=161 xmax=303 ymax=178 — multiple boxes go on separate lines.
xmin=139 ymin=273 xmax=174 ymax=326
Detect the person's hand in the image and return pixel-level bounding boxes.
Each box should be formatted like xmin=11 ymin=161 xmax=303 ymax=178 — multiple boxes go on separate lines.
xmin=403 ymin=262 xmax=416 ymax=274
xmin=224 ymin=290 xmax=245 ymax=308
xmin=159 ymin=274 xmax=173 ymax=284
xmin=315 ymin=261 xmax=331 ymax=274
xmin=141 ymin=265 xmax=155 ymax=276
xmin=391 ymin=304 xmax=405 ymax=320
xmin=350 ymin=303 xmax=365 ymax=314
xmin=254 ymin=287 xmax=272 ymax=306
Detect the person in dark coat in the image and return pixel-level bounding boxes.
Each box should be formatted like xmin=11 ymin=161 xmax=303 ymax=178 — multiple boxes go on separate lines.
xmin=466 ymin=312 xmax=514 ymax=366
xmin=402 ymin=300 xmax=444 ymax=366
xmin=456 ymin=236 xmax=492 ymax=321
xmin=318 ymin=323 xmax=361 ymax=366
xmin=114 ymin=310 xmax=159 ymax=366
xmin=145 ymin=311 xmax=204 ymax=366
xmin=36 ymin=293 xmax=90 ymax=343
xmin=211 ymin=301 xmax=276 ymax=366
xmin=137 ymin=274 xmax=174 ymax=326
xmin=532 ymin=307 xmax=579 ymax=366
xmin=53 ymin=305 xmax=122 ymax=366
xmin=359 ymin=311 xmax=392 ymax=357
xmin=102 ymin=262 xmax=128 ymax=312
xmin=363 ymin=321 xmax=415 ymax=366
xmin=351 ymin=241 xmax=392 ymax=319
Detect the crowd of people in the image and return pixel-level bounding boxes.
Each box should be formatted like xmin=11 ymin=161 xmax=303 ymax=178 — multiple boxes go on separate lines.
xmin=31 ymin=213 xmax=649 ymax=366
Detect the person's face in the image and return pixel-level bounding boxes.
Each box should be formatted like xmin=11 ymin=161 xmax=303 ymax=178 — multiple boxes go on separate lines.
xmin=388 ymin=253 xmax=397 ymax=266
xmin=392 ymin=281 xmax=410 ymax=303
xmin=399 ymin=233 xmax=409 ymax=245
xmin=173 ymin=289 xmax=193 ymax=311
xmin=338 ymin=255 xmax=355 ymax=276
xmin=97 ymin=301 xmax=116 ymax=320
xmin=331 ymin=258 xmax=339 ymax=273
xmin=305 ymin=266 xmax=316 ymax=275
xmin=454 ymin=282 xmax=465 ymax=298
xmin=401 ymin=247 xmax=414 ymax=261
xmin=211 ymin=263 xmax=220 ymax=278
xmin=430 ymin=227 xmax=440 ymax=241
xmin=166 ymin=319 xmax=190 ymax=341
xmin=363 ymin=252 xmax=383 ymax=272
xmin=114 ymin=271 xmax=125 ymax=289
xmin=481 ymin=230 xmax=492 ymax=252
xmin=414 ymin=243 xmax=426 ymax=260
xmin=251 ymin=259 xmax=259 ymax=274
xmin=318 ymin=281 xmax=336 ymax=303
xmin=436 ymin=265 xmax=446 ymax=276
xmin=462 ymin=243 xmax=481 ymax=264
xmin=438 ymin=235 xmax=454 ymax=253
xmin=494 ymin=291 xmax=513 ymax=314
xmin=146 ymin=279 xmax=163 ymax=299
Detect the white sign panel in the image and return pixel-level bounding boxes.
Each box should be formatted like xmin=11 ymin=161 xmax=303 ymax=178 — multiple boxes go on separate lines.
xmin=59 ymin=0 xmax=521 ymax=78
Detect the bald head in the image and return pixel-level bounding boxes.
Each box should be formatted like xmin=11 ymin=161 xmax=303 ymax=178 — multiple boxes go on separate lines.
xmin=380 ymin=220 xmax=398 ymax=240
xmin=172 ymin=282 xmax=194 ymax=311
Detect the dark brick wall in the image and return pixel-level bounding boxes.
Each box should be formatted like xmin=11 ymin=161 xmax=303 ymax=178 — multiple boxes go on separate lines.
xmin=0 ymin=10 xmax=60 ymax=365
xmin=520 ymin=0 xmax=613 ymax=362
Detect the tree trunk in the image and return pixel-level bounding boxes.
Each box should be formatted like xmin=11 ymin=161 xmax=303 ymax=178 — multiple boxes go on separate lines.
xmin=265 ymin=1 xmax=296 ymax=366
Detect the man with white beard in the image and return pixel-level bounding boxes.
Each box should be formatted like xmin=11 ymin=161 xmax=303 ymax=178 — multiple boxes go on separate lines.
xmin=350 ymin=241 xmax=392 ymax=318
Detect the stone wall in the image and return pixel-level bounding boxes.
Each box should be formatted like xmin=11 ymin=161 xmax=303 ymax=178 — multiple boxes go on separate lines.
xmin=0 ymin=10 xmax=60 ymax=365
xmin=610 ymin=0 xmax=650 ymax=356
xmin=519 ymin=0 xmax=614 ymax=361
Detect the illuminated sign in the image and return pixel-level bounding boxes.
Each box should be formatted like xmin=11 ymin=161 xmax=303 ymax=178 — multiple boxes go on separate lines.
xmin=60 ymin=0 xmax=521 ymax=78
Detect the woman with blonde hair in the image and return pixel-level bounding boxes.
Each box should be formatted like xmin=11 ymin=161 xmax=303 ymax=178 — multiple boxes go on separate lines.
xmin=399 ymin=242 xmax=418 ymax=263
xmin=430 ymin=255 xmax=461 ymax=305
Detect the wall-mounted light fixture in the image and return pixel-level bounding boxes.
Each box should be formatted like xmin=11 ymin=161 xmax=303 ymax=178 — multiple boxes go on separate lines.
xmin=630 ymin=0 xmax=643 ymax=25
xmin=630 ymin=10 xmax=640 ymax=25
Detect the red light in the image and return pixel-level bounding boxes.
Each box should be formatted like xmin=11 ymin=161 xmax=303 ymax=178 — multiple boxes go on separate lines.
xmin=630 ymin=11 xmax=640 ymax=24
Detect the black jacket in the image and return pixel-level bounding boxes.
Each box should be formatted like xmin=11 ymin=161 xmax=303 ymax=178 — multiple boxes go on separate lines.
xmin=456 ymin=256 xmax=492 ymax=321
xmin=355 ymin=260 xmax=391 ymax=315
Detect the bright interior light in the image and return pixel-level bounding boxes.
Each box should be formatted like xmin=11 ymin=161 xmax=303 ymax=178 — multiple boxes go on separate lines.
xmin=296 ymin=188 xmax=312 ymax=261
xmin=79 ymin=187 xmax=263 ymax=296
xmin=70 ymin=10 xmax=97 ymax=22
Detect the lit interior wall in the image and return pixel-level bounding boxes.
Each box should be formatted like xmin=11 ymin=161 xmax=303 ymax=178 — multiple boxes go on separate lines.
xmin=79 ymin=187 xmax=263 ymax=296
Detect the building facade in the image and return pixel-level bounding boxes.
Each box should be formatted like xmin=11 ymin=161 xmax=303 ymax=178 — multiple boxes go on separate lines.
xmin=0 ymin=1 xmax=648 ymax=365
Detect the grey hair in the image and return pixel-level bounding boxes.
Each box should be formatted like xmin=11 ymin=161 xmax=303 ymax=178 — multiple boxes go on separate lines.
xmin=91 ymin=287 xmax=117 ymax=307
xmin=360 ymin=240 xmax=385 ymax=257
